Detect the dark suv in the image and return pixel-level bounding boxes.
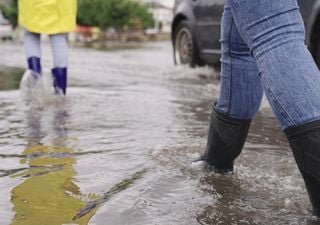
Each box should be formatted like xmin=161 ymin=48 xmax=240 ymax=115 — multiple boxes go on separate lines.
xmin=172 ymin=0 xmax=320 ymax=68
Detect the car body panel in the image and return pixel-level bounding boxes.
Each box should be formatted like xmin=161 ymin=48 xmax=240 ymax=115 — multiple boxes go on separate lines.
xmin=304 ymin=0 xmax=320 ymax=54
xmin=172 ymin=0 xmax=197 ymax=35
xmin=172 ymin=0 xmax=320 ymax=66
xmin=193 ymin=0 xmax=223 ymax=52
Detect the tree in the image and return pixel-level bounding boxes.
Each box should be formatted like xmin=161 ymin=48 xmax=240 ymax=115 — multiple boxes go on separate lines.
xmin=0 ymin=0 xmax=18 ymax=28
xmin=77 ymin=0 xmax=153 ymax=29
xmin=129 ymin=1 xmax=154 ymax=29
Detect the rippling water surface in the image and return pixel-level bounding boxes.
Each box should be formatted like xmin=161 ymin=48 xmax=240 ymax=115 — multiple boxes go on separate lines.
xmin=0 ymin=42 xmax=319 ymax=225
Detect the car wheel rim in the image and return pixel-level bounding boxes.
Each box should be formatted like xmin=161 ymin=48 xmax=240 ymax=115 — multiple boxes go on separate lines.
xmin=175 ymin=27 xmax=193 ymax=65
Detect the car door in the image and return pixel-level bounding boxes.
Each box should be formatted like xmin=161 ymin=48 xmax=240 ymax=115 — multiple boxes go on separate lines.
xmin=193 ymin=0 xmax=225 ymax=54
xmin=297 ymin=0 xmax=316 ymax=35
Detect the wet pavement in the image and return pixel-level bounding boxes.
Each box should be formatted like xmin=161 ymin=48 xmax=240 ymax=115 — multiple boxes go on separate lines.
xmin=0 ymin=41 xmax=319 ymax=225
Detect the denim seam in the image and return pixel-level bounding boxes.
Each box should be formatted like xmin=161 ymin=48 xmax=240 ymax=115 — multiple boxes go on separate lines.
xmin=261 ymin=63 xmax=295 ymax=127
xmin=227 ymin=17 xmax=234 ymax=115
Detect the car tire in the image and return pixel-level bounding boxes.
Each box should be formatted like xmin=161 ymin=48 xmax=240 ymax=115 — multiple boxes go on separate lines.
xmin=173 ymin=20 xmax=203 ymax=68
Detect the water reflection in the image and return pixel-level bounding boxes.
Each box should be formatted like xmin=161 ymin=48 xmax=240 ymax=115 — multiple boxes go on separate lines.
xmin=10 ymin=101 xmax=96 ymax=225
xmin=197 ymin=174 xmax=262 ymax=225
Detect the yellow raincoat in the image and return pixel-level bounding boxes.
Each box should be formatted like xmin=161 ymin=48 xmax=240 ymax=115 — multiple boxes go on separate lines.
xmin=19 ymin=0 xmax=77 ymax=34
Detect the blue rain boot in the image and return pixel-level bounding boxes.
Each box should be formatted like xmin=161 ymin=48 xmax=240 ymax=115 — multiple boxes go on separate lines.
xmin=52 ymin=67 xmax=67 ymax=95
xmin=22 ymin=57 xmax=41 ymax=89
xmin=27 ymin=57 xmax=42 ymax=75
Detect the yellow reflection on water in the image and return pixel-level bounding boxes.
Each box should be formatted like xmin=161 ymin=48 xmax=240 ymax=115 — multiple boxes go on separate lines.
xmin=10 ymin=145 xmax=95 ymax=225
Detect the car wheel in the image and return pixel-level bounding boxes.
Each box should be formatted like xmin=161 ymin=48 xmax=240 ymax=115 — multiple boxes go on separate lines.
xmin=173 ymin=21 xmax=202 ymax=67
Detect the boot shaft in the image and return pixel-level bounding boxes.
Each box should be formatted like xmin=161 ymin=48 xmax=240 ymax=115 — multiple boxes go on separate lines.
xmin=285 ymin=121 xmax=320 ymax=180
xmin=285 ymin=120 xmax=320 ymax=216
xmin=27 ymin=57 xmax=41 ymax=74
xmin=204 ymin=107 xmax=251 ymax=173
xmin=52 ymin=67 xmax=67 ymax=95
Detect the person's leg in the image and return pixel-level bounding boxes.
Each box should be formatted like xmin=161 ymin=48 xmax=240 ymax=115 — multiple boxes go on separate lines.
xmin=216 ymin=4 xmax=263 ymax=119
xmin=227 ymin=0 xmax=320 ymax=216
xmin=24 ymin=30 xmax=41 ymax=74
xmin=227 ymin=0 xmax=320 ymax=128
xmin=49 ymin=33 xmax=68 ymax=95
xmin=202 ymin=4 xmax=263 ymax=173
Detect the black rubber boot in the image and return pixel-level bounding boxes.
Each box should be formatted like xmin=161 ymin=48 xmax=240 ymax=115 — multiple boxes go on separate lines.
xmin=284 ymin=120 xmax=320 ymax=217
xmin=201 ymin=107 xmax=251 ymax=173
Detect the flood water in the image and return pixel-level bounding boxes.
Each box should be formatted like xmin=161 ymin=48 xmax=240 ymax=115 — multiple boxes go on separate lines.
xmin=0 ymin=41 xmax=319 ymax=225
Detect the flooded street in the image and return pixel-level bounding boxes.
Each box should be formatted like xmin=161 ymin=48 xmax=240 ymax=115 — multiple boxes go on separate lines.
xmin=0 ymin=41 xmax=318 ymax=225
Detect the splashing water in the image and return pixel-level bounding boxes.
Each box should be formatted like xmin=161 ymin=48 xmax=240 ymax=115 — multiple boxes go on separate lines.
xmin=19 ymin=70 xmax=56 ymax=104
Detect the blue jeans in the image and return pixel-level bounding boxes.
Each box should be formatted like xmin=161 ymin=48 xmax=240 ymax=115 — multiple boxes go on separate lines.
xmin=24 ymin=30 xmax=68 ymax=68
xmin=216 ymin=0 xmax=320 ymax=130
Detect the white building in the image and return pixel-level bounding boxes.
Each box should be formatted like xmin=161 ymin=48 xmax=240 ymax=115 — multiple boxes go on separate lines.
xmin=141 ymin=0 xmax=174 ymax=33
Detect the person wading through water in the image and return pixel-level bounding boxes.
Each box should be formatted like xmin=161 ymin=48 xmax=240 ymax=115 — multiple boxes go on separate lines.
xmin=19 ymin=0 xmax=77 ymax=95
xmin=200 ymin=0 xmax=320 ymax=217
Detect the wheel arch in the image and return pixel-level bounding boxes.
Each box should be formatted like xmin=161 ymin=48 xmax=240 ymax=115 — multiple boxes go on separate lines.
xmin=172 ymin=14 xmax=188 ymax=41
xmin=171 ymin=1 xmax=197 ymax=43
